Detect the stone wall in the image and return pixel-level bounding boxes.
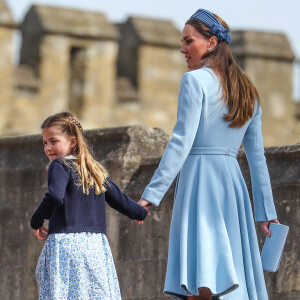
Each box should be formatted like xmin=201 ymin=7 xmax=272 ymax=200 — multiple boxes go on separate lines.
xmin=0 ymin=1 xmax=16 ymax=134
xmin=116 ymin=16 xmax=187 ymax=134
xmin=0 ymin=126 xmax=299 ymax=299
xmin=0 ymin=1 xmax=299 ymax=146
xmin=238 ymin=144 xmax=300 ymax=300
xmin=7 ymin=5 xmax=120 ymax=135
xmin=231 ymin=31 xmax=298 ymax=146
xmin=138 ymin=45 xmax=186 ymax=133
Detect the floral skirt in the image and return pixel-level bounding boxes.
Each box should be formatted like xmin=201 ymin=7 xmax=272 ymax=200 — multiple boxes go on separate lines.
xmin=36 ymin=232 xmax=122 ymax=300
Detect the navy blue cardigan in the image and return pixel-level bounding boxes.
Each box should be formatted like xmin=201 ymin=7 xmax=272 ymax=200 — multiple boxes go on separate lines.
xmin=30 ymin=158 xmax=147 ymax=235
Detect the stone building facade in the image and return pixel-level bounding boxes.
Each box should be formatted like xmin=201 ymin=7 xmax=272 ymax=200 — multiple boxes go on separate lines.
xmin=0 ymin=1 xmax=299 ymax=145
xmin=116 ymin=17 xmax=185 ymax=133
xmin=8 ymin=4 xmax=120 ymax=133
xmin=0 ymin=1 xmax=16 ymax=133
xmin=231 ymin=31 xmax=298 ymax=146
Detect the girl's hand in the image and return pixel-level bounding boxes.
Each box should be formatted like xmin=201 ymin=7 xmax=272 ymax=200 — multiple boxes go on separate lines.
xmin=138 ymin=198 xmax=153 ymax=210
xmin=135 ymin=198 xmax=152 ymax=225
xmin=260 ymin=218 xmax=280 ymax=237
xmin=33 ymin=226 xmax=49 ymax=241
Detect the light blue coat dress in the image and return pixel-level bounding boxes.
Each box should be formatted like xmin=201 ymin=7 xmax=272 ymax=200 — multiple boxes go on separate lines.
xmin=142 ymin=68 xmax=277 ymax=300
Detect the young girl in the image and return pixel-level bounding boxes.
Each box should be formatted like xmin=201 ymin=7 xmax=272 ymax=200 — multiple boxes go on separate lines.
xmin=30 ymin=112 xmax=148 ymax=300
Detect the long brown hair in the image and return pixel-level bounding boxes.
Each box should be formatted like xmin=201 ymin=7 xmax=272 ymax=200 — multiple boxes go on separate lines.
xmin=41 ymin=112 xmax=108 ymax=194
xmin=186 ymin=16 xmax=260 ymax=128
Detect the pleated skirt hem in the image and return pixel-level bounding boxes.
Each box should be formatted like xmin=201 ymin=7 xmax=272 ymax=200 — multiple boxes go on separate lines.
xmin=164 ymin=283 xmax=239 ymax=299
xmin=164 ymin=154 xmax=269 ymax=300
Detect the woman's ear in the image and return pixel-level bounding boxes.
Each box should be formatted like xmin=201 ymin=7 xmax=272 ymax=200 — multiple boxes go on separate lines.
xmin=209 ymin=36 xmax=218 ymax=50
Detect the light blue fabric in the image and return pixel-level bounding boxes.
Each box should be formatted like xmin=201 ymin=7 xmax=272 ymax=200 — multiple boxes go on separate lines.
xmin=36 ymin=233 xmax=122 ymax=300
xmin=142 ymin=68 xmax=277 ymax=300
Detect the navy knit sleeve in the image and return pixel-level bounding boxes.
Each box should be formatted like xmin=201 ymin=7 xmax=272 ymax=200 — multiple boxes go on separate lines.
xmin=105 ymin=178 xmax=148 ymax=221
xmin=30 ymin=159 xmax=70 ymax=229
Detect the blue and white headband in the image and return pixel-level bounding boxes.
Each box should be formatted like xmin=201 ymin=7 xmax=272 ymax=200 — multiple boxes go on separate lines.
xmin=190 ymin=9 xmax=231 ymax=45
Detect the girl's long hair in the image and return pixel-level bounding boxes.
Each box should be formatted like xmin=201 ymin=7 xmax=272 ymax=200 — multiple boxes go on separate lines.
xmin=186 ymin=16 xmax=260 ymax=127
xmin=41 ymin=112 xmax=108 ymax=194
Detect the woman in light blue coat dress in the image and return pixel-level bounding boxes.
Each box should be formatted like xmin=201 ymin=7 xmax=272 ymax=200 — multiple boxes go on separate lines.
xmin=138 ymin=9 xmax=279 ymax=300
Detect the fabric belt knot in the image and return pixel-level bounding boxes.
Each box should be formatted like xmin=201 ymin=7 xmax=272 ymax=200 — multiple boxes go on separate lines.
xmin=189 ymin=146 xmax=238 ymax=158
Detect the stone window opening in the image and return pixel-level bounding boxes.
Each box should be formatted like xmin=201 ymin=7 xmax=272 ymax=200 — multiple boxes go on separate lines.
xmin=68 ymin=47 xmax=86 ymax=117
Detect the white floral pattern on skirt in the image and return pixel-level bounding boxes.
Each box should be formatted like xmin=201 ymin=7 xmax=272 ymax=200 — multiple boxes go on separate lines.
xmin=36 ymin=232 xmax=122 ymax=300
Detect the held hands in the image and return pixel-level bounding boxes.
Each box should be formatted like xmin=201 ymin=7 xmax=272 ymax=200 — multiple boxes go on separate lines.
xmin=33 ymin=226 xmax=49 ymax=241
xmin=260 ymin=218 xmax=280 ymax=237
xmin=135 ymin=198 xmax=152 ymax=225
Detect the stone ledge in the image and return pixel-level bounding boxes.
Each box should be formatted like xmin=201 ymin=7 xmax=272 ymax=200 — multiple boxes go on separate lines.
xmin=0 ymin=1 xmax=16 ymax=28
xmin=0 ymin=125 xmax=298 ymax=299
xmin=119 ymin=16 xmax=182 ymax=48
xmin=22 ymin=5 xmax=119 ymax=40
xmin=231 ymin=31 xmax=295 ymax=61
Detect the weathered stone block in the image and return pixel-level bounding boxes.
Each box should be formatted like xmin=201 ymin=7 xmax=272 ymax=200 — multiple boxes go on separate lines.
xmin=0 ymin=126 xmax=299 ymax=300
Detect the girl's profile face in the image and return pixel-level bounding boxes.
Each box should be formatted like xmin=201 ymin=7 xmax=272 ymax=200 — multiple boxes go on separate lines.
xmin=42 ymin=126 xmax=77 ymax=162
xmin=180 ymin=24 xmax=211 ymax=70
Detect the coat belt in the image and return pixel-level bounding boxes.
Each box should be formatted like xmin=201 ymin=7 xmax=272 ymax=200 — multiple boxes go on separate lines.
xmin=189 ymin=146 xmax=238 ymax=158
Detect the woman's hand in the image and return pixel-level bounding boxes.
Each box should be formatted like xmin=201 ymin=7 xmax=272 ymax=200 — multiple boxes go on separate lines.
xmin=135 ymin=198 xmax=152 ymax=225
xmin=33 ymin=226 xmax=49 ymax=241
xmin=260 ymin=218 xmax=280 ymax=237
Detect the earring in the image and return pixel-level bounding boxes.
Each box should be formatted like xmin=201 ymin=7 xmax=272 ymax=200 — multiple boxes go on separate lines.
xmin=207 ymin=48 xmax=212 ymax=53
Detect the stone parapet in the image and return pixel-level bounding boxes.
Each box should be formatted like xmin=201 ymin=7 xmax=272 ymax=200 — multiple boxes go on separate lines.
xmin=0 ymin=1 xmax=16 ymax=28
xmin=120 ymin=16 xmax=182 ymax=48
xmin=0 ymin=2 xmax=298 ymax=146
xmin=230 ymin=30 xmax=299 ymax=146
xmin=22 ymin=5 xmax=119 ymax=40
xmin=231 ymin=30 xmax=295 ymax=62
xmin=238 ymin=144 xmax=300 ymax=299
xmin=0 ymin=126 xmax=299 ymax=299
